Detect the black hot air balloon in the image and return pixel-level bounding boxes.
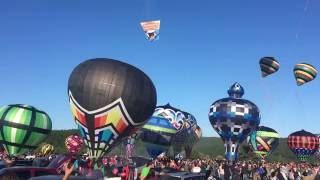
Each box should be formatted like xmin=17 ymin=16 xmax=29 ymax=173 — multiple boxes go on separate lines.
xmin=68 ymin=58 xmax=157 ymax=161
xmin=209 ymin=83 xmax=260 ymax=161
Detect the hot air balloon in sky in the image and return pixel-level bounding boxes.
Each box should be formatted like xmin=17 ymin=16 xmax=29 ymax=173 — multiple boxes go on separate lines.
xmin=259 ymin=57 xmax=280 ymax=77
xmin=140 ymin=20 xmax=160 ymax=41
xmin=68 ymin=58 xmax=157 ymax=161
xmin=209 ymin=83 xmax=260 ymax=161
xmin=0 ymin=104 xmax=52 ymax=156
xmin=294 ymin=63 xmax=317 ymax=86
xmin=140 ymin=116 xmax=176 ymax=159
xmin=247 ymin=126 xmax=279 ymax=159
xmin=287 ymin=130 xmax=319 ymax=162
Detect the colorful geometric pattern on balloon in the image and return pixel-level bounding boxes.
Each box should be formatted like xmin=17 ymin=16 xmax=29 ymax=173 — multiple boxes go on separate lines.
xmin=0 ymin=104 xmax=52 ymax=155
xmin=248 ymin=128 xmax=279 ymax=159
xmin=69 ymin=91 xmax=133 ymax=159
xmin=209 ymin=100 xmax=260 ymax=142
xmin=153 ymin=107 xmax=185 ymax=132
xmin=287 ymin=135 xmax=318 ymax=150
xmin=287 ymin=131 xmax=319 ymax=161
xmin=208 ymin=83 xmax=260 ymax=161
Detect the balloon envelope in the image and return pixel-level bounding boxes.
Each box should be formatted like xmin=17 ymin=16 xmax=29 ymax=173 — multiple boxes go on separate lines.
xmin=259 ymin=57 xmax=280 ymax=77
xmin=140 ymin=116 xmax=176 ymax=159
xmin=41 ymin=144 xmax=54 ymax=156
xmin=247 ymin=126 xmax=279 ymax=159
xmin=140 ymin=20 xmax=160 ymax=41
xmin=184 ymin=125 xmax=202 ymax=158
xmin=68 ymin=58 xmax=157 ymax=159
xmin=0 ymin=104 xmax=52 ymax=155
xmin=293 ymin=63 xmax=317 ymax=86
xmin=209 ymin=83 xmax=260 ymax=161
xmin=153 ymin=103 xmax=187 ymax=156
xmin=65 ymin=134 xmax=83 ymax=155
xmin=287 ymin=130 xmax=319 ymax=161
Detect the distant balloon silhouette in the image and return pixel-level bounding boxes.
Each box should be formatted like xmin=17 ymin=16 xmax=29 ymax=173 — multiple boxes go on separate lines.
xmin=209 ymin=83 xmax=260 ymax=161
xmin=259 ymin=57 xmax=280 ymax=77
xmin=41 ymin=144 xmax=54 ymax=156
xmin=68 ymin=58 xmax=157 ymax=160
xmin=287 ymin=130 xmax=319 ymax=162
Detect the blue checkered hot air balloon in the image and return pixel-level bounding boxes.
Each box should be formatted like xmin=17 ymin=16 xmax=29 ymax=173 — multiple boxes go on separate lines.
xmin=208 ymin=83 xmax=260 ymax=161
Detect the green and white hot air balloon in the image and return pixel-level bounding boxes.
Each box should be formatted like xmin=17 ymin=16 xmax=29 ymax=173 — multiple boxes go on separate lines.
xmin=0 ymin=104 xmax=52 ymax=156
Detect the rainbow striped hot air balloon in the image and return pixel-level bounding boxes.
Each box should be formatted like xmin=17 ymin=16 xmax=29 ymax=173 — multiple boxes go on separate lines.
xmin=294 ymin=63 xmax=317 ymax=86
xmin=259 ymin=57 xmax=280 ymax=77
xmin=0 ymin=104 xmax=52 ymax=156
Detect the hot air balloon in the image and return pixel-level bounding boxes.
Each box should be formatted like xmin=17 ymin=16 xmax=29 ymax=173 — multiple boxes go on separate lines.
xmin=247 ymin=126 xmax=279 ymax=159
xmin=140 ymin=20 xmax=160 ymax=41
xmin=68 ymin=58 xmax=157 ymax=161
xmin=172 ymin=111 xmax=197 ymax=157
xmin=294 ymin=63 xmax=317 ymax=86
xmin=209 ymin=83 xmax=260 ymax=161
xmin=65 ymin=134 xmax=84 ymax=155
xmin=184 ymin=125 xmax=202 ymax=159
xmin=153 ymin=104 xmax=185 ymax=132
xmin=41 ymin=144 xmax=54 ymax=156
xmin=140 ymin=116 xmax=176 ymax=159
xmin=287 ymin=130 xmax=319 ymax=162
xmin=0 ymin=104 xmax=52 ymax=156
xmin=152 ymin=103 xmax=187 ymax=156
xmin=259 ymin=57 xmax=280 ymax=77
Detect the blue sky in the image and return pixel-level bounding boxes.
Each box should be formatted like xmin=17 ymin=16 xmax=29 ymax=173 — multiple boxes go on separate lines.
xmin=0 ymin=0 xmax=319 ymax=137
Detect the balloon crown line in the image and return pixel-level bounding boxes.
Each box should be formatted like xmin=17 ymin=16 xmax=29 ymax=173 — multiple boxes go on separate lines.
xmin=227 ymin=82 xmax=244 ymax=99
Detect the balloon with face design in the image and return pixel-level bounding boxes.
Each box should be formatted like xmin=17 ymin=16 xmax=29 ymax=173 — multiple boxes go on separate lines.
xmin=209 ymin=83 xmax=260 ymax=161
xmin=68 ymin=58 xmax=157 ymax=161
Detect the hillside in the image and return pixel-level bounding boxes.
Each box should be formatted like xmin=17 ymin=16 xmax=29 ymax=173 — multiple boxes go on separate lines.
xmin=42 ymin=130 xmax=318 ymax=163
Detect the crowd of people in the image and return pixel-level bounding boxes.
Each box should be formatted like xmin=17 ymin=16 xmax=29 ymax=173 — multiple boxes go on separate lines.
xmin=1 ymin=151 xmax=320 ymax=180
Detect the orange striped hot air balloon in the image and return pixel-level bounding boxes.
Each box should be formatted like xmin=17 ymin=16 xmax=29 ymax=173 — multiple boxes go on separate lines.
xmin=293 ymin=63 xmax=317 ymax=86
